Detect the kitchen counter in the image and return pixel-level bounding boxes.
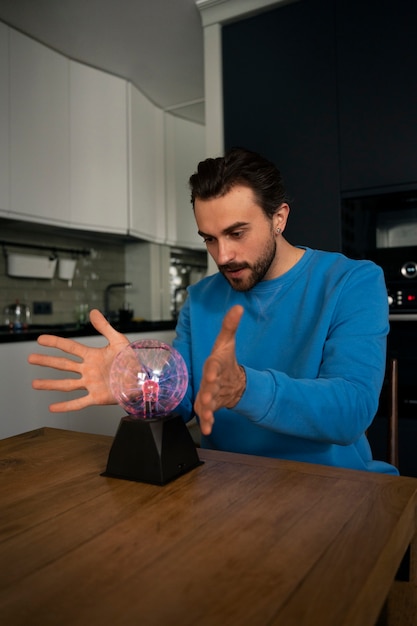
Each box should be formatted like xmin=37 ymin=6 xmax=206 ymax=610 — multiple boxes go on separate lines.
xmin=0 ymin=319 xmax=176 ymax=343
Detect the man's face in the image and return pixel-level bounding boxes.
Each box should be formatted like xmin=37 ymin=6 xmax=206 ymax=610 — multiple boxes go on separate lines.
xmin=194 ymin=185 xmax=279 ymax=291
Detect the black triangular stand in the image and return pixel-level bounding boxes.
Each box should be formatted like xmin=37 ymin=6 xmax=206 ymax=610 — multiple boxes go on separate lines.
xmin=102 ymin=413 xmax=202 ymax=485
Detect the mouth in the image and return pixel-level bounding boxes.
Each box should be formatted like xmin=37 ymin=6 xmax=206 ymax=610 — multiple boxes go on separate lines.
xmin=220 ymin=264 xmax=249 ymax=279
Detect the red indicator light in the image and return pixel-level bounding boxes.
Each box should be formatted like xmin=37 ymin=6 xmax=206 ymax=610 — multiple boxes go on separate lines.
xmin=407 ymin=294 xmax=416 ymax=302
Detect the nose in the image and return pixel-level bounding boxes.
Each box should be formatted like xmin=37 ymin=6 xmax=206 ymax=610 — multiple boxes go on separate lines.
xmin=216 ymin=237 xmax=235 ymax=266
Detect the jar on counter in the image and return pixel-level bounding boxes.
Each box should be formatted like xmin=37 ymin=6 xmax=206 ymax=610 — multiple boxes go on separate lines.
xmin=3 ymin=301 xmax=31 ymax=331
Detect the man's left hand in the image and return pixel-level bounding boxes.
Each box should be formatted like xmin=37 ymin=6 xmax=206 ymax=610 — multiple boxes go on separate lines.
xmin=194 ymin=305 xmax=246 ymax=435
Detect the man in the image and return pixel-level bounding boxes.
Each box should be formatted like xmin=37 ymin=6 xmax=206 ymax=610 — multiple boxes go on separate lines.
xmin=28 ymin=148 xmax=397 ymax=474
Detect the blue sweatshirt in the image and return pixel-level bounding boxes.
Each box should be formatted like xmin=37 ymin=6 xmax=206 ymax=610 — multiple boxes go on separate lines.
xmin=173 ymin=247 xmax=397 ymax=474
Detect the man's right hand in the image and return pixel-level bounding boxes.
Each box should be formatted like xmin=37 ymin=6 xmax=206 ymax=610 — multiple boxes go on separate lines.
xmin=28 ymin=309 xmax=129 ymax=412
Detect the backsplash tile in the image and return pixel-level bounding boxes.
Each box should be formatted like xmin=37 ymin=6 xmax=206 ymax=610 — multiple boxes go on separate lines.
xmin=0 ymin=219 xmax=127 ymax=325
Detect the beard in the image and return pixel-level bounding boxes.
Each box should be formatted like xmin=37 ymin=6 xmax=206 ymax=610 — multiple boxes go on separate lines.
xmin=218 ymin=234 xmax=277 ymax=292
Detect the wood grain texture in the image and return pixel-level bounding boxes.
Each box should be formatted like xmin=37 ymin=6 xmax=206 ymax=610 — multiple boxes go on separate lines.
xmin=0 ymin=428 xmax=416 ymax=626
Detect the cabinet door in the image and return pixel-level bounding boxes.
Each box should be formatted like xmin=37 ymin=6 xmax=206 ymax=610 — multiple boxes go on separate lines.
xmin=337 ymin=0 xmax=417 ymax=192
xmin=222 ymin=0 xmax=341 ymax=251
xmin=9 ymin=30 xmax=70 ymax=225
xmin=0 ymin=22 xmax=9 ymax=216
xmin=128 ymin=84 xmax=166 ymax=242
xmin=70 ymin=62 xmax=128 ymax=233
xmin=165 ymin=113 xmax=205 ymax=249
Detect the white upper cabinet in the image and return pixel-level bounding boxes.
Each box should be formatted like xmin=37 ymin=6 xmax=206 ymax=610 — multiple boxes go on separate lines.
xmin=128 ymin=84 xmax=166 ymax=243
xmin=164 ymin=113 xmax=205 ymax=249
xmin=0 ymin=23 xmax=9 ymax=216
xmin=2 ymin=25 xmax=206 ymax=243
xmin=9 ymin=29 xmax=70 ymax=225
xmin=69 ymin=62 xmax=128 ymax=233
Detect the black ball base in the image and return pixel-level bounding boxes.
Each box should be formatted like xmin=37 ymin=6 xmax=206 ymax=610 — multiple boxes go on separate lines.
xmin=102 ymin=413 xmax=202 ymax=485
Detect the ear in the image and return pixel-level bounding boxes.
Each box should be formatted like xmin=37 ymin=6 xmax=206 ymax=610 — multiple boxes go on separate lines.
xmin=273 ymin=203 xmax=290 ymax=234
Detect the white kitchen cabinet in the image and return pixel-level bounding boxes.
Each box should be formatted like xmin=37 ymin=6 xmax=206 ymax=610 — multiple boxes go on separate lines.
xmin=69 ymin=62 xmax=129 ymax=233
xmin=9 ymin=29 xmax=70 ymax=226
xmin=0 ymin=329 xmax=176 ymax=441
xmin=128 ymin=83 xmax=166 ymax=242
xmin=3 ymin=25 xmax=206 ymax=245
xmin=165 ymin=113 xmax=206 ymax=249
xmin=0 ymin=22 xmax=9 ymax=217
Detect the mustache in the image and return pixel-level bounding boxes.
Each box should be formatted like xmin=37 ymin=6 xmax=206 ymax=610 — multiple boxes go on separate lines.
xmin=218 ymin=262 xmax=250 ymax=272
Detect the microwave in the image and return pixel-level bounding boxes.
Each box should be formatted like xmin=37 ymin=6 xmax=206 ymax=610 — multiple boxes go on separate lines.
xmin=341 ymin=190 xmax=417 ymax=314
xmin=341 ymin=189 xmax=417 ymax=259
xmin=376 ymin=208 xmax=417 ymax=250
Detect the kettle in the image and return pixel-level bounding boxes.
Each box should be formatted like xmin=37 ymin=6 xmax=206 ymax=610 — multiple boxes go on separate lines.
xmin=4 ymin=301 xmax=31 ymax=331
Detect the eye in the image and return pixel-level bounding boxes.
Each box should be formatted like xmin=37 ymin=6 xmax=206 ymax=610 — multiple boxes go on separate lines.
xmin=229 ymin=230 xmax=244 ymax=239
xmin=201 ymin=235 xmax=214 ymax=244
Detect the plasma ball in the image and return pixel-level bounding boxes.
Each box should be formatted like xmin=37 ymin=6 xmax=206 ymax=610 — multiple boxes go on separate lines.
xmin=109 ymin=340 xmax=188 ymax=419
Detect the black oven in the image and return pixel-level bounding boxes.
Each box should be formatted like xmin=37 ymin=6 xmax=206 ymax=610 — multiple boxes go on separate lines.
xmin=342 ymin=189 xmax=417 ymax=475
xmin=372 ymin=247 xmax=417 ymax=314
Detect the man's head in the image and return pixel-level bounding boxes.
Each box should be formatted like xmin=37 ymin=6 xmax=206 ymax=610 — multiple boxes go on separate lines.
xmin=189 ymin=148 xmax=291 ymax=291
xmin=189 ymin=147 xmax=288 ymax=219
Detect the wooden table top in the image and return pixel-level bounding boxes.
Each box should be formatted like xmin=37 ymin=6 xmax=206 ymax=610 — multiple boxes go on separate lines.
xmin=0 ymin=427 xmax=416 ymax=626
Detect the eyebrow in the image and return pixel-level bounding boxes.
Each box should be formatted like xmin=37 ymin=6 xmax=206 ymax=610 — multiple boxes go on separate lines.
xmin=198 ymin=221 xmax=250 ymax=239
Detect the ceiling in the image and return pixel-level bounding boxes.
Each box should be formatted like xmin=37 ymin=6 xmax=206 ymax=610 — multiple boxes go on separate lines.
xmin=0 ymin=0 xmax=205 ymax=124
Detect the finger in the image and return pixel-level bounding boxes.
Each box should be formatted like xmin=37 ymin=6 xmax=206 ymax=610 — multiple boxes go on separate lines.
xmin=197 ymin=399 xmax=215 ymax=434
xmin=212 ymin=305 xmax=244 ymax=349
xmin=32 ymin=377 xmax=83 ymax=392
xmin=200 ymin=415 xmax=214 ymax=436
xmin=35 ymin=334 xmax=90 ymax=359
xmin=194 ymin=385 xmax=216 ymax=429
xmin=89 ymin=309 xmax=129 ymax=346
xmin=222 ymin=304 xmax=245 ymax=331
xmin=28 ymin=354 xmax=82 ymax=372
xmin=48 ymin=395 xmax=92 ymax=413
xmin=199 ymin=388 xmax=217 ymax=408
xmin=201 ymin=356 xmax=222 ymax=383
xmin=194 ymin=396 xmax=215 ymax=433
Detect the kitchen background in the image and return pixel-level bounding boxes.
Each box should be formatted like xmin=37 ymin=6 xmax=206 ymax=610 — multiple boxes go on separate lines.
xmin=0 ymin=0 xmax=416 ymax=472
xmin=0 ymin=7 xmax=208 ymax=330
xmin=0 ymin=219 xmax=207 ymax=326
xmin=1 ymin=219 xmax=126 ymax=326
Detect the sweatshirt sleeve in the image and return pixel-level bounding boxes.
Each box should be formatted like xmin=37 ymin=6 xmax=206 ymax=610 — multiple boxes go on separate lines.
xmin=234 ymin=262 xmax=389 ymax=446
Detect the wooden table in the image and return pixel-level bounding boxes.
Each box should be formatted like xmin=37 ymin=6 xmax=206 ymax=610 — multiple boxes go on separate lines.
xmin=0 ymin=428 xmax=416 ymax=626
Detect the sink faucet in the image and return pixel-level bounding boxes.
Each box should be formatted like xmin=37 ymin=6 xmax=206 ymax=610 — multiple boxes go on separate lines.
xmin=104 ymin=282 xmax=132 ymax=320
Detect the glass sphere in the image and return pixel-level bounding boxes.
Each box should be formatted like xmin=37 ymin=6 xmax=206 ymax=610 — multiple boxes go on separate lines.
xmin=109 ymin=339 xmax=188 ymax=419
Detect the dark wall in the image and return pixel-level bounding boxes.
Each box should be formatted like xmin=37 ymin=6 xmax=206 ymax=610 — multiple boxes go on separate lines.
xmin=222 ymin=0 xmax=417 ymax=251
xmin=336 ymin=0 xmax=417 ymax=192
xmin=223 ymin=0 xmax=340 ymax=250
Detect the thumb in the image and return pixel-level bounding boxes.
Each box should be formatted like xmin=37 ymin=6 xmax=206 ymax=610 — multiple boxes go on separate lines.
xmin=89 ymin=309 xmax=129 ymax=346
xmin=212 ymin=305 xmax=244 ymax=350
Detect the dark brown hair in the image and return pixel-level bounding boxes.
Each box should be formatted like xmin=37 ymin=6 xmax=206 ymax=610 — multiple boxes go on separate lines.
xmin=189 ymin=147 xmax=288 ymax=218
